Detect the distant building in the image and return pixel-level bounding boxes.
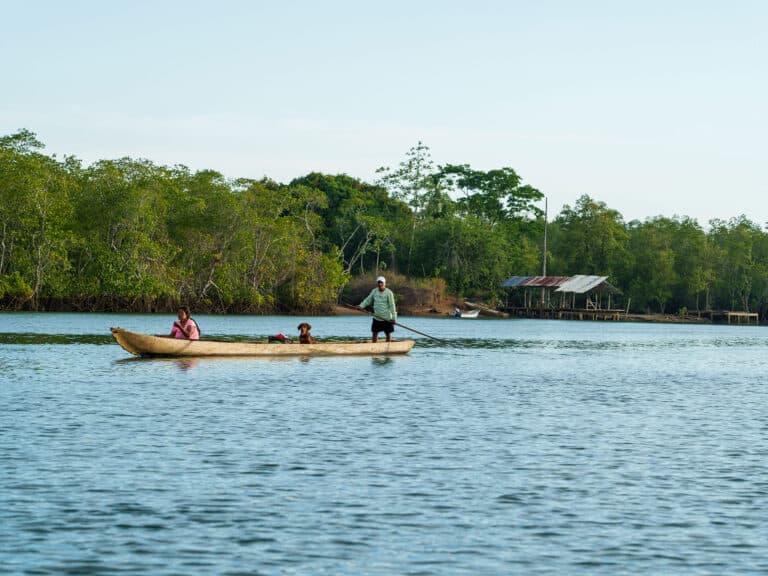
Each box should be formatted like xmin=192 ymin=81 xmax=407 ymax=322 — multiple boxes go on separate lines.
xmin=501 ymin=275 xmax=622 ymax=311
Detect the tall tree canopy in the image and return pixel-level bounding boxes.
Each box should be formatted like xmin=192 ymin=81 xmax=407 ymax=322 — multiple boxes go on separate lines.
xmin=3 ymin=131 xmax=768 ymax=318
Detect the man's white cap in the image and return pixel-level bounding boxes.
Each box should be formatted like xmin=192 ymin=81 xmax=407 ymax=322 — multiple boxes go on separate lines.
xmin=376 ymin=276 xmax=386 ymax=283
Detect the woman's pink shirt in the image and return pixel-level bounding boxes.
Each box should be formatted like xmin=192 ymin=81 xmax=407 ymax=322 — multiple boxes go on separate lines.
xmin=171 ymin=319 xmax=199 ymax=340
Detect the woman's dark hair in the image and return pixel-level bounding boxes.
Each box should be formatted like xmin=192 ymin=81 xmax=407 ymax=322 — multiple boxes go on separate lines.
xmin=178 ymin=305 xmax=191 ymax=316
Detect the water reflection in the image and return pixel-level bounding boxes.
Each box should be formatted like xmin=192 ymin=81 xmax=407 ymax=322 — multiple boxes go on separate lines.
xmin=115 ymin=355 xmax=304 ymax=366
xmin=174 ymin=358 xmax=199 ymax=371
xmin=113 ymin=354 xmax=410 ymax=368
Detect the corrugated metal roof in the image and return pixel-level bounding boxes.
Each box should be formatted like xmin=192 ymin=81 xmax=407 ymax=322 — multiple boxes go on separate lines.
xmin=521 ymin=276 xmax=571 ymax=287
xmin=501 ymin=276 xmax=571 ymax=288
xmin=501 ymin=276 xmax=530 ymax=287
xmin=502 ymin=274 xmax=621 ymax=293
xmin=555 ymin=275 xmax=616 ymax=294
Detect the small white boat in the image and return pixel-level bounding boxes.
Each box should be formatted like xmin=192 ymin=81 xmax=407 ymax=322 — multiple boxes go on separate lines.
xmin=111 ymin=327 xmax=415 ymax=357
xmin=452 ymin=309 xmax=480 ymax=319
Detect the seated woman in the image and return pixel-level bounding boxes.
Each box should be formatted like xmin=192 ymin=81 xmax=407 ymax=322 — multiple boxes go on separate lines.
xmin=169 ymin=306 xmax=200 ymax=340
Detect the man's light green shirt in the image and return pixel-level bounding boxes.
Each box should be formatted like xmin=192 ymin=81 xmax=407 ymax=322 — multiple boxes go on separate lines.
xmin=360 ymin=287 xmax=397 ymax=321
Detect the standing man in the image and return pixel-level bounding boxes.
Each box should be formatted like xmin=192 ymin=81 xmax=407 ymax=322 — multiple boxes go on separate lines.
xmin=359 ymin=276 xmax=397 ymax=342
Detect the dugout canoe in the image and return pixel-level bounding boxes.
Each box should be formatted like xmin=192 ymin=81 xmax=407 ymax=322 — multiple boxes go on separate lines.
xmin=110 ymin=327 xmax=415 ymax=357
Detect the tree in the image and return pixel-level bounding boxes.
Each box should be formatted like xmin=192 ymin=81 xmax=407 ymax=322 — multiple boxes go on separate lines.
xmin=626 ymin=218 xmax=678 ymax=313
xmin=0 ymin=130 xmax=76 ymax=308
xmin=436 ymin=164 xmax=543 ymax=224
xmin=665 ymin=217 xmax=714 ymax=313
xmin=376 ymin=142 xmax=441 ymax=273
xmin=709 ymin=216 xmax=762 ymax=311
xmin=413 ymin=216 xmax=512 ymax=296
xmin=291 ymin=173 xmax=410 ymax=276
xmin=71 ymin=158 xmax=178 ymax=305
xmin=552 ymin=195 xmax=629 ymax=278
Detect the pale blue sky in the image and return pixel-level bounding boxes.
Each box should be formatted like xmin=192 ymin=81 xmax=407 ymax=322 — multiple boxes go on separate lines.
xmin=2 ymin=0 xmax=766 ymax=225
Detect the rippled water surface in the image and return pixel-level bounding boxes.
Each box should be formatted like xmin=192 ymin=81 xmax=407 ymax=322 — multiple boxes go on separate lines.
xmin=2 ymin=312 xmax=768 ymax=575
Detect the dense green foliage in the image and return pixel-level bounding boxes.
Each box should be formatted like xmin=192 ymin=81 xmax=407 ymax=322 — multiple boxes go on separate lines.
xmin=0 ymin=131 xmax=347 ymax=312
xmin=546 ymin=196 xmax=768 ymax=316
xmin=2 ymin=131 xmax=767 ymax=318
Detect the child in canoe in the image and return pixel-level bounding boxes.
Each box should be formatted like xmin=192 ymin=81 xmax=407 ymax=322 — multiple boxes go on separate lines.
xmin=168 ymin=306 xmax=200 ymax=340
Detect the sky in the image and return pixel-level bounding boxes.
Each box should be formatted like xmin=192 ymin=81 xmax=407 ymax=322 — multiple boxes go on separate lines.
xmin=2 ymin=0 xmax=766 ymax=226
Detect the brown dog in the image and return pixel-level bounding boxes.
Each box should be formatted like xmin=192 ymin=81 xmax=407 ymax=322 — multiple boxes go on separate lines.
xmin=297 ymin=322 xmax=315 ymax=344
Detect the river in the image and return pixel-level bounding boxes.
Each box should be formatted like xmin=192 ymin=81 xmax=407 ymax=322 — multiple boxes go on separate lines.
xmin=1 ymin=312 xmax=767 ymax=575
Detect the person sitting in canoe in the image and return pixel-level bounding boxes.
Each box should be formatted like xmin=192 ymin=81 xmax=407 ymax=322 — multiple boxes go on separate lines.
xmin=168 ymin=306 xmax=200 ymax=340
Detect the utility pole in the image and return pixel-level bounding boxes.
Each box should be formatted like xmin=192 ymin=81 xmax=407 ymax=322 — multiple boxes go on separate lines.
xmin=541 ymin=196 xmax=548 ymax=306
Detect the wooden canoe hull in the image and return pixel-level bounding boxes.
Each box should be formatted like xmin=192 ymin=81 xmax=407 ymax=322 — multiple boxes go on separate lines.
xmin=111 ymin=327 xmax=415 ymax=357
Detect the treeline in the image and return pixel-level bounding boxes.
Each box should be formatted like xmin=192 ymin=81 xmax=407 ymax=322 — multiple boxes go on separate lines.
xmin=548 ymin=197 xmax=768 ymax=316
xmin=1 ymin=130 xmax=767 ymax=316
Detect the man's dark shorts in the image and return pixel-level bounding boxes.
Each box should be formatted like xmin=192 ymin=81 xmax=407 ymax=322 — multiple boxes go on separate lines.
xmin=372 ymin=319 xmax=394 ymax=334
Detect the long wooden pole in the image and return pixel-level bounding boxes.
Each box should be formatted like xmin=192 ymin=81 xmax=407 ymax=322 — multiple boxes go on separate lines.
xmin=341 ymin=303 xmax=444 ymax=342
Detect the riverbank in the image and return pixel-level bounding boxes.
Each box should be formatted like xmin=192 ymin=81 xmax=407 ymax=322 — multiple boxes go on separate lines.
xmin=333 ymin=304 xmax=763 ymax=325
xmin=3 ymin=297 xmax=758 ymax=325
xmin=623 ymin=313 xmax=711 ymax=324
